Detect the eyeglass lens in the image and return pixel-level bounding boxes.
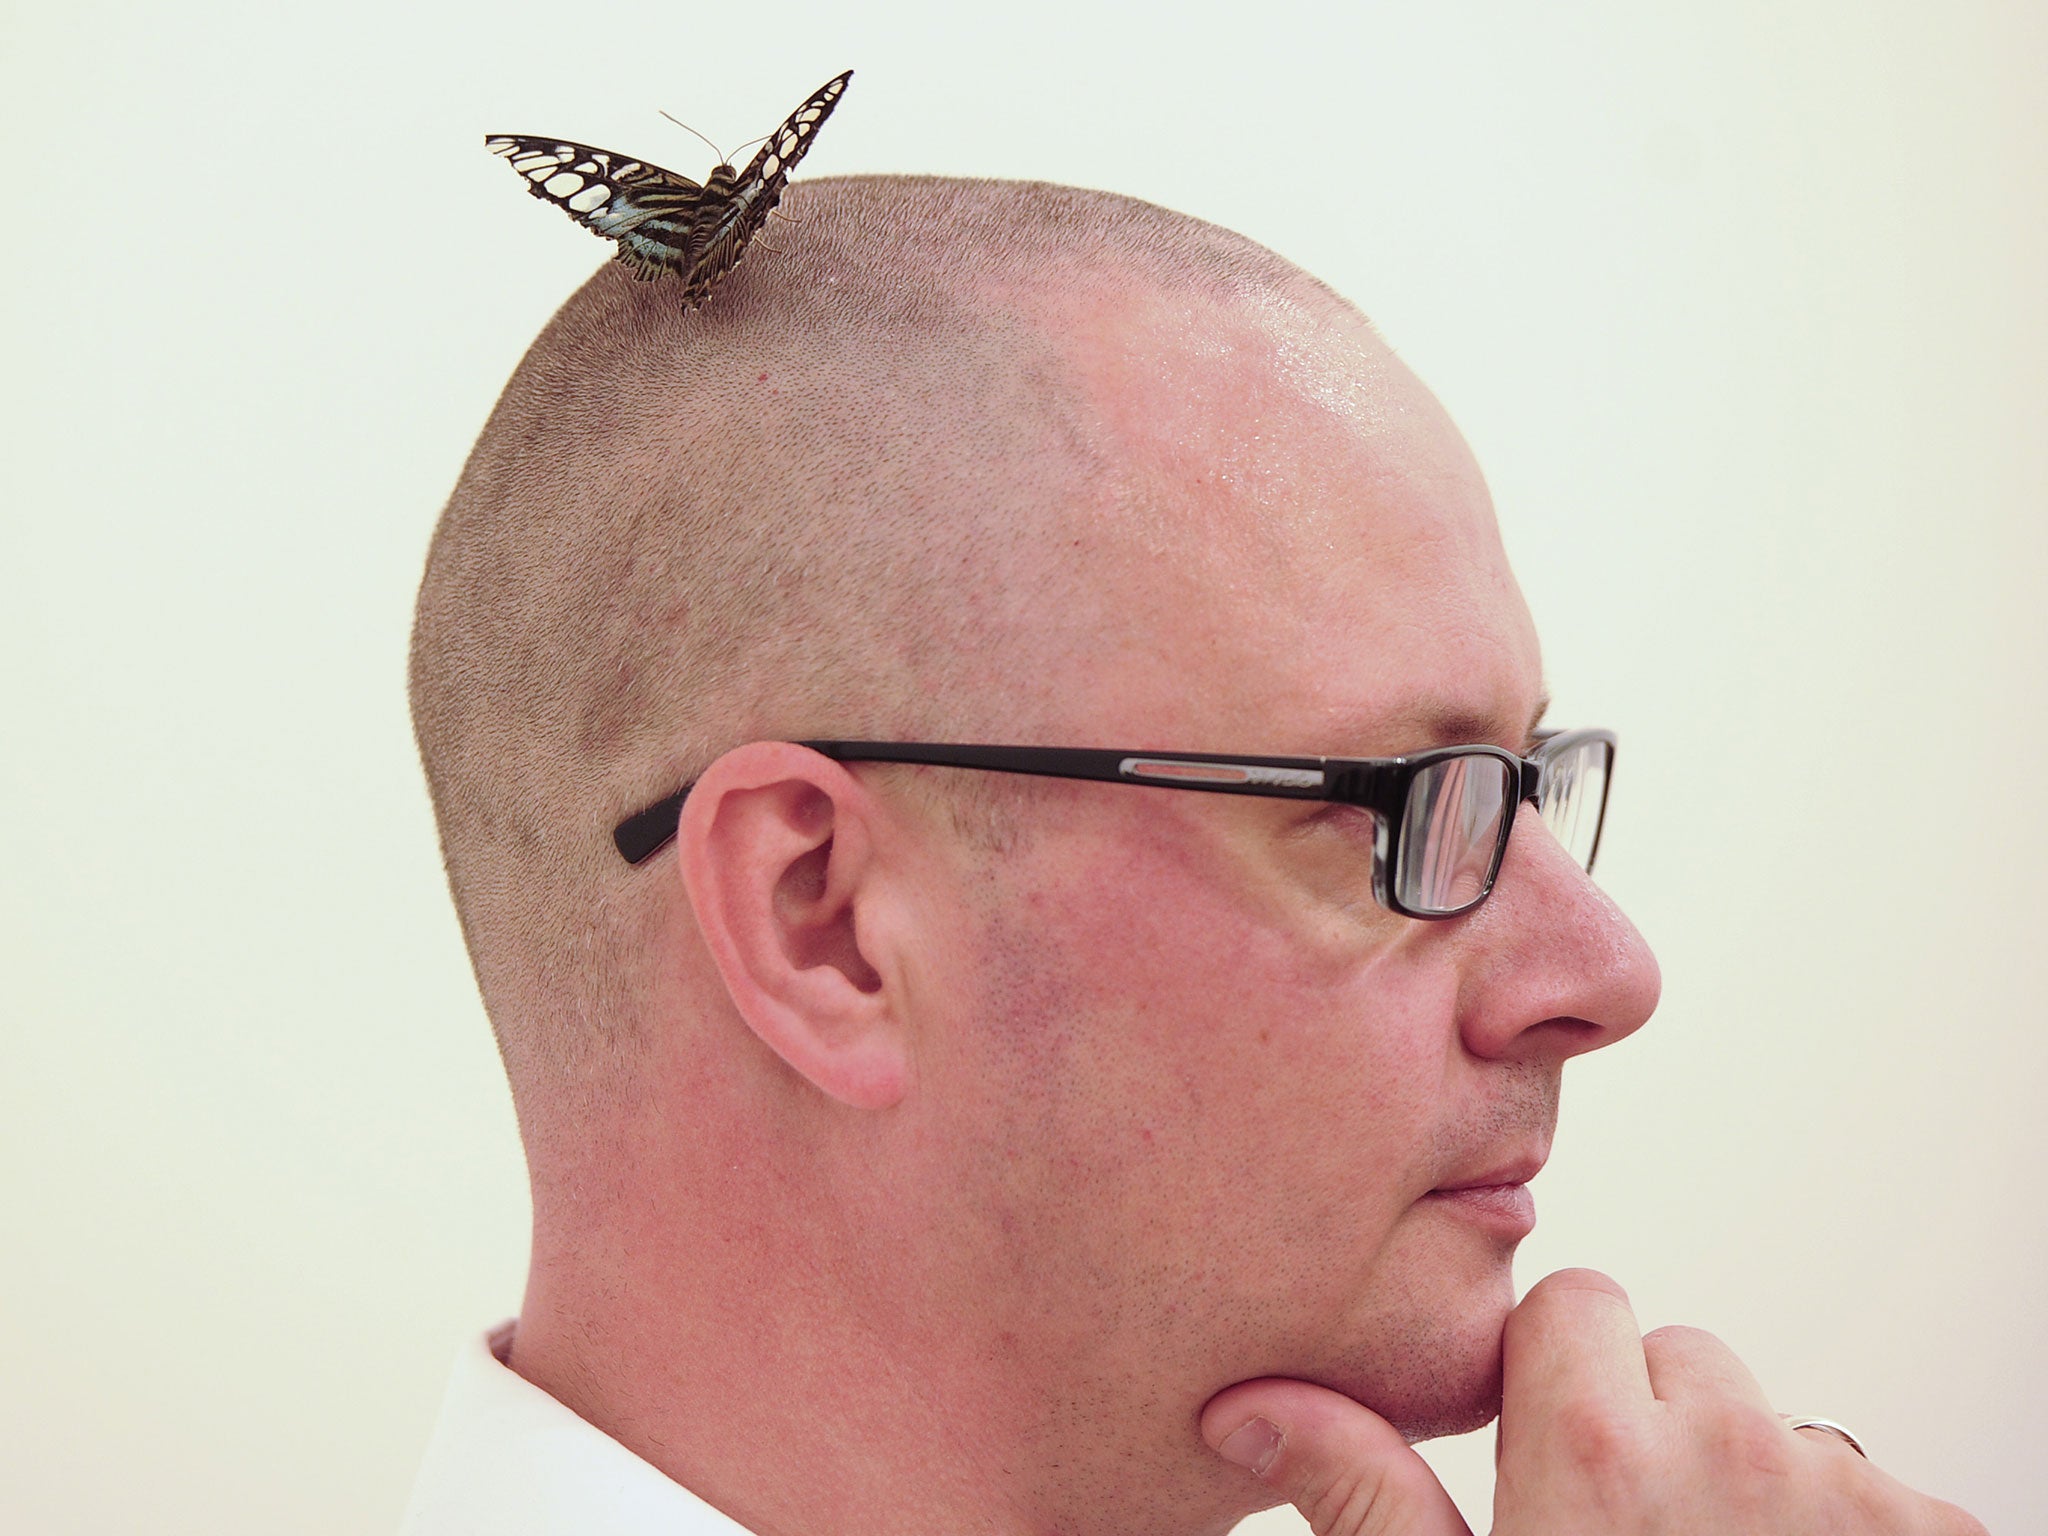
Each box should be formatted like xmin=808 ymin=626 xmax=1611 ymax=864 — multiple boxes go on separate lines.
xmin=1537 ymin=738 xmax=1610 ymax=872
xmin=1397 ymin=755 xmax=1515 ymax=914
xmin=1394 ymin=738 xmax=1611 ymax=915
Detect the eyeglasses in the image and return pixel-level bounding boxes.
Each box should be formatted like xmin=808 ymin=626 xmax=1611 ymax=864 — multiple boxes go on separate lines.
xmin=612 ymin=728 xmax=1616 ymax=920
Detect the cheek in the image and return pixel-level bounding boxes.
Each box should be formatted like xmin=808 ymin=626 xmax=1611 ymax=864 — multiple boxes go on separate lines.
xmin=963 ymin=806 xmax=1456 ymax=1281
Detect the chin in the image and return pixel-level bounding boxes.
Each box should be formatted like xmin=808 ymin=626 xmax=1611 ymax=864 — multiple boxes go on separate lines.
xmin=1320 ymin=1258 xmax=1515 ymax=1444
xmin=1381 ymin=1368 xmax=1504 ymax=1444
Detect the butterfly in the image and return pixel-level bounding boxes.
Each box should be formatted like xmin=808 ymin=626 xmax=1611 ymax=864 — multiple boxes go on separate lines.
xmin=487 ymin=70 xmax=852 ymax=308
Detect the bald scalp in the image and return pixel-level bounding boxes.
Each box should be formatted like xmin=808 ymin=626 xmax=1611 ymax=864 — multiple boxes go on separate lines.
xmin=410 ymin=174 xmax=1354 ymax=1090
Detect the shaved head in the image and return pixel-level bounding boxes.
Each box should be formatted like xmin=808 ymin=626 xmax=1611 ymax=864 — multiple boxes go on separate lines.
xmin=410 ymin=174 xmax=1373 ymax=1095
xmin=408 ymin=171 xmax=1663 ymax=1535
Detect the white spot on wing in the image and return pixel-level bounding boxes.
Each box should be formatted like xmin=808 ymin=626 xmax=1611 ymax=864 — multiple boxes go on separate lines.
xmin=545 ymin=171 xmax=584 ymax=197
xmin=568 ymin=183 xmax=611 ymax=213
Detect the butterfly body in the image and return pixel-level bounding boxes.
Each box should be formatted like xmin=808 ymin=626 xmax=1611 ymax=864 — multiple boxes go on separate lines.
xmin=488 ymin=71 xmax=851 ymax=308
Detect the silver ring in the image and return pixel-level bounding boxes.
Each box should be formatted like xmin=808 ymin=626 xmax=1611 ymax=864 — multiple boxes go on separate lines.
xmin=1784 ymin=1416 xmax=1868 ymax=1458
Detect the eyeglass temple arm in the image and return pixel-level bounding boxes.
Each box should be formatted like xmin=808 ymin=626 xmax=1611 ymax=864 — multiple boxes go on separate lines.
xmin=804 ymin=740 xmax=1339 ymax=787
xmin=614 ymin=789 xmax=691 ymax=865
xmin=612 ymin=742 xmax=1351 ymax=866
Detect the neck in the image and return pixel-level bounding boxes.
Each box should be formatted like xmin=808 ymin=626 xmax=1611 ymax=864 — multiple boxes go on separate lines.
xmin=509 ymin=1160 xmax=1262 ymax=1536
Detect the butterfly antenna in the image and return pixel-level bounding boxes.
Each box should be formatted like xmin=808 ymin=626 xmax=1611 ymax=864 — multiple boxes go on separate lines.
xmin=659 ymin=110 xmax=728 ymax=163
xmin=728 ymin=132 xmax=773 ymax=160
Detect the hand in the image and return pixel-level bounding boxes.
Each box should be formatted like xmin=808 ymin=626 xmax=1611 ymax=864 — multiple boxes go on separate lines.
xmin=1200 ymin=1268 xmax=1987 ymax=1535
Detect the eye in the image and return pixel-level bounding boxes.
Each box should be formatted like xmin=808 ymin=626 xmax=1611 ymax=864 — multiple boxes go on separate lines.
xmin=1303 ymin=802 xmax=1380 ymax=849
xmin=1282 ymin=805 xmax=1400 ymax=924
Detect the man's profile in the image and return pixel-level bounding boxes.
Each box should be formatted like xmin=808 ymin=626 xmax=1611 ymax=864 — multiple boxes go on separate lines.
xmin=400 ymin=175 xmax=1983 ymax=1535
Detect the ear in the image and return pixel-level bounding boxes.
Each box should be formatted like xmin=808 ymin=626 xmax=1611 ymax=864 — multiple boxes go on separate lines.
xmin=674 ymin=741 xmax=909 ymax=1110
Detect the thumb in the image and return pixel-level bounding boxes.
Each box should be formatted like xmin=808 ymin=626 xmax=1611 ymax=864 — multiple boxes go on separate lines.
xmin=1200 ymin=1379 xmax=1473 ymax=1536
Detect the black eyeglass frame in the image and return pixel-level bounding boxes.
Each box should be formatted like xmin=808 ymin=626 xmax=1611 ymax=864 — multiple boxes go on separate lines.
xmin=612 ymin=728 xmax=1616 ymax=921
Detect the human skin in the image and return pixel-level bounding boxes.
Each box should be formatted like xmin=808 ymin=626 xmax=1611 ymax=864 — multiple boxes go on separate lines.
xmin=1203 ymin=1270 xmax=1990 ymax=1534
xmin=510 ymin=268 xmax=1664 ymax=1536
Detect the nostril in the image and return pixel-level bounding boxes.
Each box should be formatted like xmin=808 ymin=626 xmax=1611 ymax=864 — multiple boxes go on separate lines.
xmin=1540 ymin=1016 xmax=1610 ymax=1051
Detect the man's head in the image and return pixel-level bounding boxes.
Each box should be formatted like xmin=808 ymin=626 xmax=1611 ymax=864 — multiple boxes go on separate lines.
xmin=410 ymin=175 xmax=1659 ymax=1533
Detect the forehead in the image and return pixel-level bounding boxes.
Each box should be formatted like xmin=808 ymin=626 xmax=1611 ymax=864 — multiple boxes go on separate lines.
xmin=1041 ymin=287 xmax=1543 ymax=754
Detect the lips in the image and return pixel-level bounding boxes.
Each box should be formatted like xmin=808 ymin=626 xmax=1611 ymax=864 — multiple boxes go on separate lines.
xmin=1431 ymin=1152 xmax=1547 ymax=1193
xmin=1423 ymin=1149 xmax=1547 ymax=1236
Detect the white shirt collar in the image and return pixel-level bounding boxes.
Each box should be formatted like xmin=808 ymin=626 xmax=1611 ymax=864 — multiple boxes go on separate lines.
xmin=398 ymin=1322 xmax=756 ymax=1535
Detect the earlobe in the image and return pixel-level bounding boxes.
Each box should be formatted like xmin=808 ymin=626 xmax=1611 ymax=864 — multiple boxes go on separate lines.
xmin=675 ymin=743 xmax=910 ymax=1111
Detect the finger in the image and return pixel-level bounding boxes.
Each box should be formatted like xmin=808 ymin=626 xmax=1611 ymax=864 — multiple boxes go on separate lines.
xmin=1502 ymin=1268 xmax=1653 ymax=1433
xmin=1642 ymin=1325 xmax=1774 ymax=1409
xmin=1202 ymin=1378 xmax=1473 ymax=1536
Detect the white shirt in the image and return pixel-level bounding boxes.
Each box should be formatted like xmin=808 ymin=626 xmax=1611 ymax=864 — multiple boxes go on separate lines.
xmin=398 ymin=1322 xmax=756 ymax=1534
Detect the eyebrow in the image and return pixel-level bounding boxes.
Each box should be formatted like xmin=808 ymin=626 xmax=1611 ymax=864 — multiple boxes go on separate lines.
xmin=1346 ymin=691 xmax=1552 ymax=755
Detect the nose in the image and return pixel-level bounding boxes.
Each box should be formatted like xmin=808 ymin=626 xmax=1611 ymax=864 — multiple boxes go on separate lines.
xmin=1451 ymin=809 xmax=1662 ymax=1064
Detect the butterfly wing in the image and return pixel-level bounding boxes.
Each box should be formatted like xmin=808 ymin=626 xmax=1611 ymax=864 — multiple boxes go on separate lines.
xmin=736 ymin=69 xmax=853 ymax=208
xmin=486 ymin=70 xmax=852 ymax=305
xmin=485 ymin=136 xmax=709 ymax=278
xmin=672 ymin=70 xmax=854 ymax=305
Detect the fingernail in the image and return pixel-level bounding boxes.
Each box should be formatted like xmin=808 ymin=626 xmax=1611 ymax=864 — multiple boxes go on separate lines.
xmin=1216 ymin=1415 xmax=1283 ymax=1477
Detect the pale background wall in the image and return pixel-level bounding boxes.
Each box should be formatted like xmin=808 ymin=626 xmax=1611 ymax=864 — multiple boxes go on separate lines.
xmin=2 ymin=2 xmax=2040 ymax=1531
